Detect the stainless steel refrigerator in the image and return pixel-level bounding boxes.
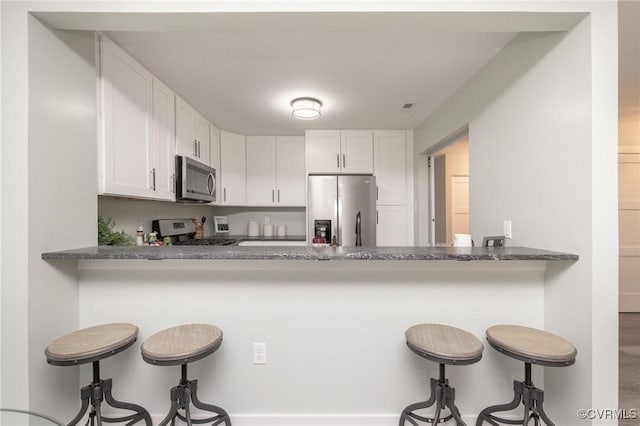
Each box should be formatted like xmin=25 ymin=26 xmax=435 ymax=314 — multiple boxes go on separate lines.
xmin=308 ymin=175 xmax=376 ymax=246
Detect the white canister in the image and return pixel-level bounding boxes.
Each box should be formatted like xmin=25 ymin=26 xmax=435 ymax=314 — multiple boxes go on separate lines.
xmin=453 ymin=233 xmax=473 ymax=247
xmin=277 ymin=225 xmax=287 ymax=237
xmin=263 ymin=223 xmax=274 ymax=237
xmin=248 ymin=221 xmax=260 ymax=237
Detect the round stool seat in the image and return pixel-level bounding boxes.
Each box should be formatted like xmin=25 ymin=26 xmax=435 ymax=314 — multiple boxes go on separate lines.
xmin=142 ymin=324 xmax=223 ymax=365
xmin=405 ymin=324 xmax=483 ymax=365
xmin=45 ymin=323 xmax=138 ymax=366
xmin=486 ymin=324 xmax=577 ymax=366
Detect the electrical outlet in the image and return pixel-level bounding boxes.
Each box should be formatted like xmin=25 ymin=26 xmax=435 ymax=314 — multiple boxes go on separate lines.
xmin=253 ymin=342 xmax=266 ymax=364
xmin=503 ymin=220 xmax=512 ymax=239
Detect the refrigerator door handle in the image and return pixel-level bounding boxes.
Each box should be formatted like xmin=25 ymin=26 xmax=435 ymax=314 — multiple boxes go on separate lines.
xmin=336 ymin=195 xmax=342 ymax=245
xmin=355 ymin=210 xmax=362 ymax=246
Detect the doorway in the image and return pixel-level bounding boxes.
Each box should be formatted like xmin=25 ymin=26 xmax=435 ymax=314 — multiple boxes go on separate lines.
xmin=427 ymin=131 xmax=469 ymax=246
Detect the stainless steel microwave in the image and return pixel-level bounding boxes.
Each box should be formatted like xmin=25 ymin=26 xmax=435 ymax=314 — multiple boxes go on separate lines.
xmin=175 ymin=155 xmax=216 ymax=203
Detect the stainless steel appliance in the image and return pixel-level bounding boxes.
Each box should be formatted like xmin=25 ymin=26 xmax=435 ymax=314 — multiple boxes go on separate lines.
xmin=308 ymin=175 xmax=376 ymax=246
xmin=175 ymin=156 xmax=216 ymax=203
xmin=152 ymin=218 xmax=237 ymax=245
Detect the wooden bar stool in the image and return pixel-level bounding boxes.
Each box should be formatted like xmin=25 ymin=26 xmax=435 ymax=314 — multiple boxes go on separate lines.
xmin=400 ymin=324 xmax=484 ymax=426
xmin=141 ymin=324 xmax=231 ymax=426
xmin=45 ymin=323 xmax=151 ymax=426
xmin=476 ymin=325 xmax=577 ymax=426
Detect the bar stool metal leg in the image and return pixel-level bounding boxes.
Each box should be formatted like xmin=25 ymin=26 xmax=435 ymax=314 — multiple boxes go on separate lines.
xmin=400 ymin=364 xmax=466 ymax=426
xmin=68 ymin=361 xmax=151 ymax=426
xmin=475 ymin=363 xmax=554 ymax=426
xmin=159 ymin=364 xmax=231 ymax=426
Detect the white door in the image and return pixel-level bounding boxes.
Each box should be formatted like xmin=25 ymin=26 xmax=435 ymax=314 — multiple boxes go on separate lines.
xmin=451 ymin=176 xmax=469 ymax=239
xmin=374 ymin=130 xmax=406 ymax=205
xmin=220 ymin=131 xmax=246 ymax=205
xmin=306 ymin=130 xmax=341 ymax=174
xmin=209 ymin=124 xmax=221 ymax=205
xmin=195 ymin=113 xmax=210 ymax=165
xmin=341 ymin=130 xmax=373 ymax=174
xmin=100 ymin=35 xmax=153 ymax=198
xmin=246 ymin=136 xmax=277 ymax=206
xmin=620 ymin=152 xmax=640 ymax=312
xmin=175 ymin=97 xmax=197 ymax=161
xmin=276 ymin=136 xmax=306 ymax=206
xmin=376 ymin=205 xmax=407 ymax=246
xmin=151 ymin=78 xmax=176 ymax=201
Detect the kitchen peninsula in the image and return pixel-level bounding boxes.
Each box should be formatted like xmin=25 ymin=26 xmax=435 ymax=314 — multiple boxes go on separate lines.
xmin=42 ymin=245 xmax=577 ymax=424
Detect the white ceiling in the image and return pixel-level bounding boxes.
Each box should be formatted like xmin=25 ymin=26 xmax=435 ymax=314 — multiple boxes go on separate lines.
xmin=106 ymin=21 xmax=516 ymax=135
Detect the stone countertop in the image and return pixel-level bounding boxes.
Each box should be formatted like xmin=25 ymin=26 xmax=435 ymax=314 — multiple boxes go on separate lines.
xmin=41 ymin=246 xmax=578 ymax=261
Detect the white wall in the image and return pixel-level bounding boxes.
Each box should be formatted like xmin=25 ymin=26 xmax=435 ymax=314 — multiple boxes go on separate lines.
xmin=413 ymin=14 xmax=618 ymax=424
xmin=214 ymin=207 xmax=306 ymax=236
xmin=27 ymin=18 xmax=98 ymax=419
xmin=79 ymin=261 xmax=545 ymax=425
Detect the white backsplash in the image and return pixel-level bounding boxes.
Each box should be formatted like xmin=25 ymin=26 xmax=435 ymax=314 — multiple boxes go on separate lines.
xmin=213 ymin=207 xmax=306 ymax=236
xmin=98 ymin=197 xmax=307 ymax=239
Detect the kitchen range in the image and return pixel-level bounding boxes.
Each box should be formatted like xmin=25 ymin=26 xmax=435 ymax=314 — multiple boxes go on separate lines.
xmin=152 ymin=218 xmax=238 ymax=246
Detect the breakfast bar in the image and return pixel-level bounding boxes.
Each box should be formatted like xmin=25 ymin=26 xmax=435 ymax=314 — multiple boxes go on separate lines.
xmin=42 ymin=246 xmax=578 ymax=424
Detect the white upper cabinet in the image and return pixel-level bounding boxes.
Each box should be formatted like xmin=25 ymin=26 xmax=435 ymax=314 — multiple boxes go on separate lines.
xmin=220 ymin=131 xmax=246 ymax=205
xmin=374 ymin=130 xmax=407 ymax=205
xmin=340 ymin=130 xmax=373 ymax=174
xmin=246 ymin=136 xmax=306 ymax=207
xmin=275 ymin=136 xmax=306 ymax=206
xmin=150 ymin=78 xmax=176 ymax=201
xmin=210 ymin=124 xmax=221 ymax=170
xmin=98 ymin=36 xmax=173 ymax=199
xmin=175 ymin=96 xmax=211 ymax=166
xmin=246 ymin=136 xmax=277 ymax=206
xmin=306 ymin=130 xmax=373 ymax=174
xmin=306 ymin=130 xmax=341 ymax=174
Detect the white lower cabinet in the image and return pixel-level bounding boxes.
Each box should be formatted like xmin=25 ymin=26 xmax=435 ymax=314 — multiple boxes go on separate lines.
xmin=99 ymin=35 xmax=175 ymax=201
xmin=220 ymin=131 xmax=246 ymax=205
xmin=376 ymin=205 xmax=408 ymax=246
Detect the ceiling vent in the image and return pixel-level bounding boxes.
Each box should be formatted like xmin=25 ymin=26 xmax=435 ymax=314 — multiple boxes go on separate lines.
xmin=398 ymin=103 xmax=415 ymax=113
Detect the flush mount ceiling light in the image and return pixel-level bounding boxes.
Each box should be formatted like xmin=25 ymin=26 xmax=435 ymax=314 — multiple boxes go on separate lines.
xmin=291 ymin=97 xmax=322 ymax=120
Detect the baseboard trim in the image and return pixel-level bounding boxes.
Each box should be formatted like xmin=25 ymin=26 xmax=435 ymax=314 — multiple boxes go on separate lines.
xmin=150 ymin=413 xmax=481 ymax=425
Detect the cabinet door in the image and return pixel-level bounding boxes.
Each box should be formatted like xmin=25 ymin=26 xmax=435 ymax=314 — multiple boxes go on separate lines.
xmin=276 ymin=136 xmax=306 ymax=206
xmin=175 ymin=96 xmax=197 ymax=160
xmin=246 ymin=136 xmax=277 ymax=206
xmin=151 ymin=78 xmax=176 ymax=201
xmin=374 ymin=130 xmax=407 ymax=205
xmin=306 ymin=130 xmax=341 ymax=174
xmin=220 ymin=131 xmax=246 ymax=205
xmin=100 ymin=35 xmax=154 ymax=198
xmin=209 ymin=124 xmax=221 ymax=205
xmin=376 ymin=205 xmax=408 ymax=246
xmin=195 ymin=113 xmax=210 ymax=165
xmin=341 ymin=130 xmax=373 ymax=174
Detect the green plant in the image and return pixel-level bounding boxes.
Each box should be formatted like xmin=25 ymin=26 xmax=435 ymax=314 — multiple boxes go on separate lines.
xmin=98 ymin=216 xmax=135 ymax=246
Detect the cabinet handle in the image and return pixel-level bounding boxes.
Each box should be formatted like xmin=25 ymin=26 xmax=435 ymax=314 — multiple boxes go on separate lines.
xmin=376 ymin=210 xmax=379 ymax=224
xmin=278 ymin=189 xmax=280 ymax=202
xmin=194 ymin=139 xmax=197 ymax=156
xmin=198 ymin=140 xmax=201 ymax=157
xmin=337 ymin=153 xmax=340 ymax=168
xmin=224 ymin=188 xmax=227 ymax=202
xmin=153 ymin=168 xmax=156 ymax=191
xmin=343 ymin=154 xmax=346 ymax=168
xmin=272 ymin=189 xmax=275 ymax=202
xmin=376 ymin=186 xmax=379 ymax=200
